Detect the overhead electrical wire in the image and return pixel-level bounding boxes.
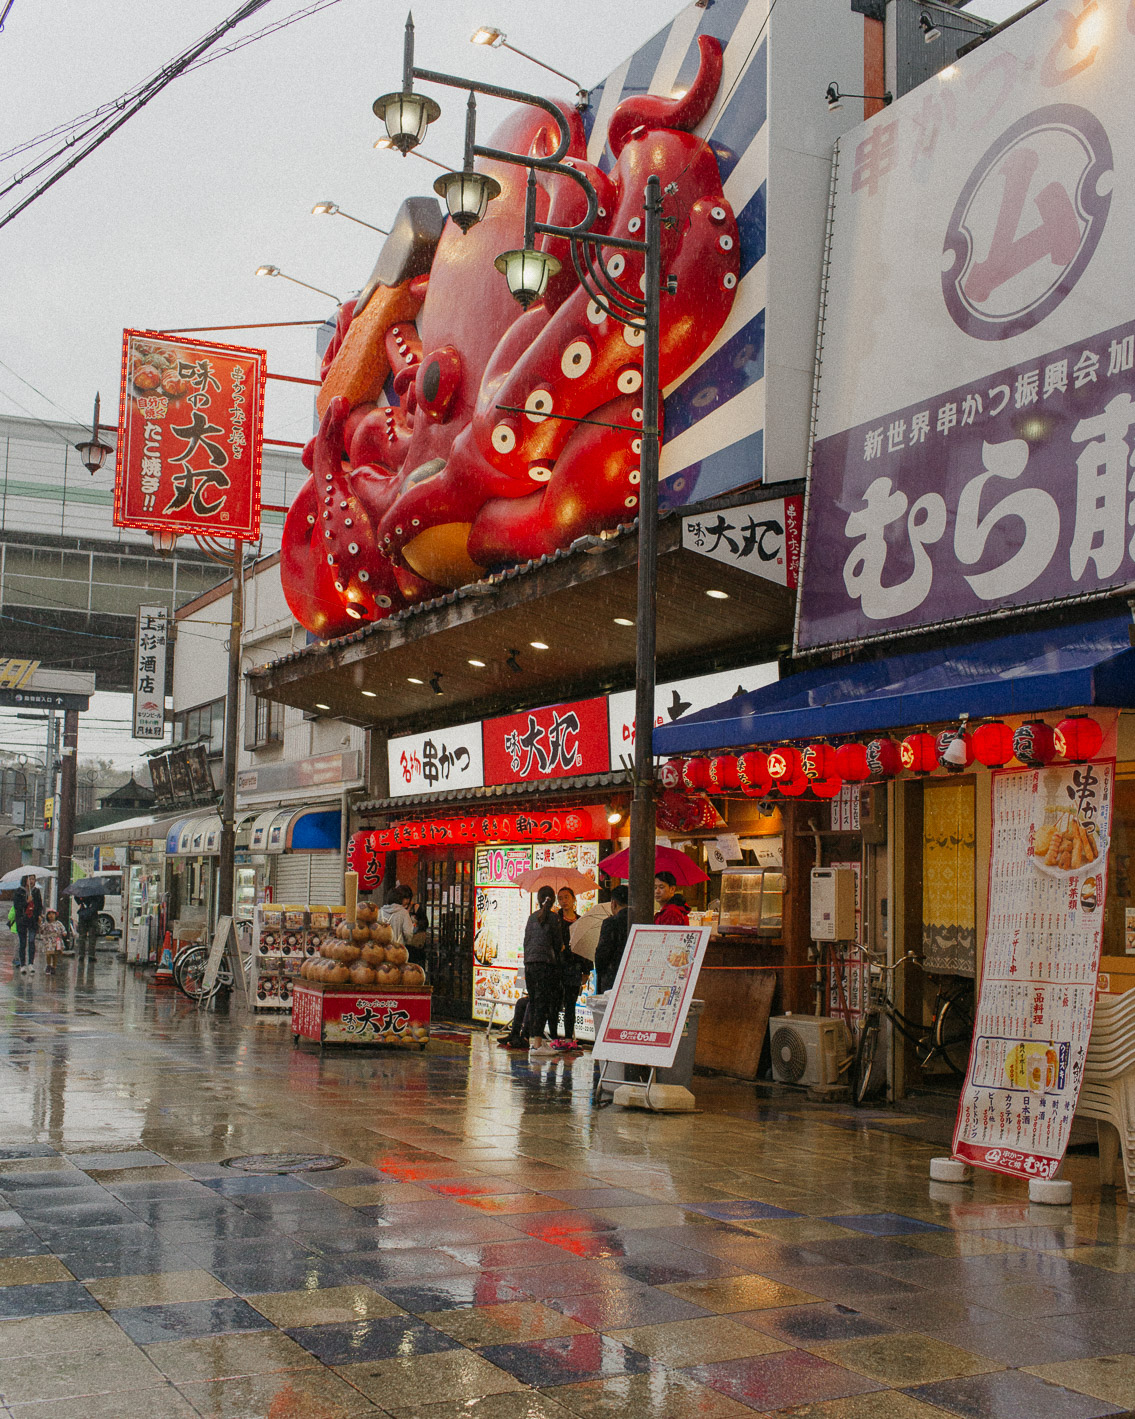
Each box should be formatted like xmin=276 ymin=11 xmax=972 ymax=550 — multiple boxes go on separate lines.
xmin=0 ymin=0 xmax=354 ymax=231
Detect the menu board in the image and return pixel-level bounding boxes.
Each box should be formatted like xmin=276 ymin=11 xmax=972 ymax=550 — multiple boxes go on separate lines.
xmin=594 ymin=923 xmax=712 ymax=1067
xmin=471 ymin=842 xmax=600 ymax=1023
xmin=952 ymin=763 xmax=1114 ymax=1181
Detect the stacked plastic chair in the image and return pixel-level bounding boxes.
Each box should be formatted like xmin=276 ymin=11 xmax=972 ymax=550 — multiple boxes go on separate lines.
xmin=1077 ymin=989 xmax=1135 ymax=1195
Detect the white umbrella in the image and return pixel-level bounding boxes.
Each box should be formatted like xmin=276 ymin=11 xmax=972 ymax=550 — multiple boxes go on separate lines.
xmin=0 ymin=866 xmax=56 ymax=892
xmin=569 ymin=902 xmax=612 ymax=963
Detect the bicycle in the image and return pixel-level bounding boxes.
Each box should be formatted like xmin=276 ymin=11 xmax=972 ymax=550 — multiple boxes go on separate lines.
xmin=847 ymin=952 xmax=975 ymax=1107
xmin=173 ymin=941 xmax=253 ymax=1005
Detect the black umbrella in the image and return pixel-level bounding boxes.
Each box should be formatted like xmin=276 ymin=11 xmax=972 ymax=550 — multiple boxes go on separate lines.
xmin=61 ymin=877 xmax=116 ymax=898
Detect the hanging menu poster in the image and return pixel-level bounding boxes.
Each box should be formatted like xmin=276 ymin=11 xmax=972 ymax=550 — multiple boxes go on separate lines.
xmin=952 ymin=763 xmax=1114 ymax=1181
xmin=594 ymin=923 xmax=712 ymax=1067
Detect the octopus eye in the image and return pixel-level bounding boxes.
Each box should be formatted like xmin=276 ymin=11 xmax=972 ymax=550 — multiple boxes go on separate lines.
xmin=607 ymin=253 xmax=626 ymax=278
xmin=718 ymin=234 xmax=734 ymax=252
xmin=359 ymin=570 xmax=370 ymax=582
xmin=710 ymin=205 xmax=727 ymax=222
xmin=377 ymin=594 xmax=392 ymax=608
xmin=624 ymin=496 xmax=638 ymax=508
xmin=334 ymin=582 xmax=344 ymax=592
xmin=348 ymin=542 xmax=359 ymax=555
xmin=586 ymin=300 xmax=606 ymax=326
xmin=326 ymin=554 xmax=336 ymax=566
xmin=528 ymin=465 xmax=553 ymax=482
xmin=617 ymin=368 xmax=643 ymax=394
xmin=561 ymin=341 xmax=592 ymax=379
xmin=525 ymin=390 xmax=554 ymax=422
xmin=629 ymin=469 xmax=641 ymax=484
xmin=492 ymin=423 xmax=517 ymax=453
xmin=306 ymin=514 xmax=315 ymax=525
xmin=632 ymin=407 xmax=643 ymax=423
xmin=622 ymin=323 xmax=645 ymax=348
xmin=723 ymin=272 xmax=738 ymax=289
xmin=632 ymin=437 xmax=642 ymax=454
xmin=627 ymin=217 xmax=641 ymax=234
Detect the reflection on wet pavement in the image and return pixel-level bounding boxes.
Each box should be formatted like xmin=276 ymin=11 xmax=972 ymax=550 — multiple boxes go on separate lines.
xmin=0 ymin=955 xmax=1131 ymax=1417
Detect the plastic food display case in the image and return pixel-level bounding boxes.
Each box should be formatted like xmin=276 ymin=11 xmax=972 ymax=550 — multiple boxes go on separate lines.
xmin=717 ymin=867 xmax=786 ymax=936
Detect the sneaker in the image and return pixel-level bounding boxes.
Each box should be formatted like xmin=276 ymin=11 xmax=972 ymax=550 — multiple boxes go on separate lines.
xmin=529 ymin=1042 xmax=557 ymax=1057
xmin=19 ymin=966 xmax=26 ymax=975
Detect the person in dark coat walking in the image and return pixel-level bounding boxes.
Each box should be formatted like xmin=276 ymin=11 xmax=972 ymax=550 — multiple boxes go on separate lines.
xmin=75 ymin=891 xmax=104 ymax=961
xmin=13 ymin=874 xmax=42 ymax=974
xmin=594 ymin=885 xmax=629 ymax=993
xmin=523 ymin=886 xmax=563 ymax=1056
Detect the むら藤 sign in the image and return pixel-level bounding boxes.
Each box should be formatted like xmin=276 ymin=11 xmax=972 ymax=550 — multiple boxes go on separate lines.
xmin=799 ymin=0 xmax=1135 ymax=649
xmin=114 ymin=330 xmax=266 ymax=541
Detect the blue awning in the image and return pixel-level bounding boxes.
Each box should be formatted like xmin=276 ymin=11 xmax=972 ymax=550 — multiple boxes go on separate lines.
xmin=654 ymin=615 xmax=1135 ymax=754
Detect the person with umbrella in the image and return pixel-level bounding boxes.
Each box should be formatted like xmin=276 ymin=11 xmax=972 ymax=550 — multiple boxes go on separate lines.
xmin=595 ymin=884 xmax=629 ymax=993
xmin=13 ymin=874 xmax=42 ymax=975
xmin=72 ymin=880 xmax=105 ymax=962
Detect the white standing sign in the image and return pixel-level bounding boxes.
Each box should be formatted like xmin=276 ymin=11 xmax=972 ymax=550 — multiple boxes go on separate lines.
xmin=387 ymin=720 xmax=483 ymax=797
xmin=132 ymin=605 xmax=168 ymax=739
xmin=593 ymin=923 xmax=711 ymax=1068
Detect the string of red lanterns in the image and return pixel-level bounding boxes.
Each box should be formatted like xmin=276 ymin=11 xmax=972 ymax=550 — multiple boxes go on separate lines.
xmin=657 ymin=716 xmax=1104 ymax=798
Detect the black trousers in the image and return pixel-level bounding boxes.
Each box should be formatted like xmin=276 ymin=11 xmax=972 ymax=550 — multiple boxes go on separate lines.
xmin=524 ymin=961 xmax=560 ymax=1039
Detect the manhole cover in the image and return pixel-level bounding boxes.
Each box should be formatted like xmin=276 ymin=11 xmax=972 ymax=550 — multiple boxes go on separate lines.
xmin=219 ymin=1153 xmax=349 ymax=1175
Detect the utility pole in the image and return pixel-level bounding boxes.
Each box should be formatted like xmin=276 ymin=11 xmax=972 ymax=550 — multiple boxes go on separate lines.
xmin=56 ymin=709 xmax=78 ymax=925
xmin=216 ymin=542 xmax=243 ymax=919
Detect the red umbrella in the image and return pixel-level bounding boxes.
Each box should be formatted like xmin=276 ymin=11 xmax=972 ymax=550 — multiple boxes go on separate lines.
xmin=598 ymin=845 xmax=708 ymax=886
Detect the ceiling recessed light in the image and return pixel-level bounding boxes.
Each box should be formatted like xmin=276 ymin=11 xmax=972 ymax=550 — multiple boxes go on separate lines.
xmin=468 ymin=658 xmax=486 ymax=667
xmin=706 ymin=589 xmax=729 ymax=600
xmin=613 ymin=617 xmax=634 ymax=626
xmin=407 ymin=677 xmax=424 ymax=685
xmin=530 ymin=640 xmax=549 ymax=650
xmin=314 ymin=702 xmax=330 ymax=710
xmin=361 ymin=690 xmax=377 ymax=698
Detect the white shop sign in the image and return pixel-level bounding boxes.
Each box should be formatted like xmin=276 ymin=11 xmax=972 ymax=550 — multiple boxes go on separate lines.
xmin=387 ymin=720 xmax=483 ymax=798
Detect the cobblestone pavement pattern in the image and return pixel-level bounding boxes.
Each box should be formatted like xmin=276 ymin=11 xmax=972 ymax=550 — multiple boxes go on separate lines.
xmin=0 ymin=956 xmax=1132 ymax=1418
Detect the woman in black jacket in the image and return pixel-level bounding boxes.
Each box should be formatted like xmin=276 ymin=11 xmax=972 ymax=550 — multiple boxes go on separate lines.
xmin=13 ymin=874 xmax=42 ymax=974
xmin=523 ymin=886 xmax=563 ymax=1056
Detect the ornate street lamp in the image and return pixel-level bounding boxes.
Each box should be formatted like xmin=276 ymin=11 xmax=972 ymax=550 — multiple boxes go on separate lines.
xmin=432 ymin=93 xmax=501 ymax=233
xmin=380 ymin=14 xmax=664 ymax=927
xmin=74 ymin=393 xmax=111 ymax=476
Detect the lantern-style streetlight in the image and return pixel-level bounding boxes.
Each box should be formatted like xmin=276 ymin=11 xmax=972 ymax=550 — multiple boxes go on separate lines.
xmin=376 ymin=13 xmax=664 ymax=928
xmin=75 ymin=393 xmax=111 ymax=476
xmin=432 ymin=93 xmax=501 ymax=233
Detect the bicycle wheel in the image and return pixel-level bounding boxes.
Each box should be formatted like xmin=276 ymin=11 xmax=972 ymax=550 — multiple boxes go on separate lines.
xmin=934 ymin=993 xmax=975 ymax=1077
xmin=175 ymin=946 xmax=232 ymax=1002
xmin=852 ymin=1011 xmax=881 ymax=1106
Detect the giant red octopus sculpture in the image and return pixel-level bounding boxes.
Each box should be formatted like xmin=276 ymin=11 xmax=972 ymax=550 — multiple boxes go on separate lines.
xmin=281 ymin=36 xmax=739 ymax=638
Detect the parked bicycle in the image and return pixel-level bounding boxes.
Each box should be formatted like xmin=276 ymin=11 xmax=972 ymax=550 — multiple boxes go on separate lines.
xmin=173 ymin=939 xmax=253 ymax=1005
xmin=847 ymin=952 xmax=974 ymax=1106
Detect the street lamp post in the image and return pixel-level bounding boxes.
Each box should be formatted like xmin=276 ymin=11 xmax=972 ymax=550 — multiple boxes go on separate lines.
xmin=374 ymin=14 xmax=663 ymax=926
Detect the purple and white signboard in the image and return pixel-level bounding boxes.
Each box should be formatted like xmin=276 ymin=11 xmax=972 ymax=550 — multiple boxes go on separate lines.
xmin=798 ymin=0 xmax=1135 ymax=650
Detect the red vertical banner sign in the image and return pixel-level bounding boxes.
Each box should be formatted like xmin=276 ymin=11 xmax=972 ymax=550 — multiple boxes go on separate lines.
xmin=952 ymin=762 xmax=1114 ymax=1181
xmin=114 ymin=329 xmax=266 ymax=541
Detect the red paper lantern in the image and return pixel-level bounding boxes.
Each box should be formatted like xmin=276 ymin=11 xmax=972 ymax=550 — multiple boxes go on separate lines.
xmin=768 ymin=747 xmax=803 ymax=782
xmin=681 ymin=758 xmax=712 ymax=791
xmin=866 ymin=737 xmax=901 ymax=778
xmin=936 ymin=728 xmax=974 ymax=771
xmin=810 ymin=776 xmax=842 ymax=799
xmin=708 ymin=755 xmax=741 ymax=790
xmin=900 ymin=731 xmax=938 ymax=774
xmin=802 ymin=743 xmax=838 ymax=781
xmin=736 ymin=751 xmax=772 ymax=795
xmin=1013 ymin=720 xmax=1056 ymax=767
xmin=972 ymin=720 xmax=1013 ymax=768
xmin=778 ymin=770 xmax=810 ymax=797
xmin=659 ymin=758 xmax=684 ymax=789
xmin=835 ymin=742 xmax=870 ymax=782
xmin=1055 ymin=715 xmax=1103 ymax=763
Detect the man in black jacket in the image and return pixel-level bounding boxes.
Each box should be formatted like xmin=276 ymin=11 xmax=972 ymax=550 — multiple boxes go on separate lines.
xmin=75 ymin=892 xmax=104 ymax=961
xmin=594 ymin=885 xmax=629 ymax=993
xmin=13 ymin=875 xmax=42 ymax=975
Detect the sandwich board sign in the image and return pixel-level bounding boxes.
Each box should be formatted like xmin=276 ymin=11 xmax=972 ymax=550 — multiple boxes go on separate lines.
xmin=592 ymin=924 xmax=711 ymax=1068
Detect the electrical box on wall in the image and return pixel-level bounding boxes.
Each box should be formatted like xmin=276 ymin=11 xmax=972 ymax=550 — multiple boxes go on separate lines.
xmin=811 ymin=867 xmax=857 ymax=941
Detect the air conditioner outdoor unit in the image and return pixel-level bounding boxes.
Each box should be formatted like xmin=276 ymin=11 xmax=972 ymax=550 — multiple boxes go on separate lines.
xmin=769 ymin=1015 xmax=851 ymax=1086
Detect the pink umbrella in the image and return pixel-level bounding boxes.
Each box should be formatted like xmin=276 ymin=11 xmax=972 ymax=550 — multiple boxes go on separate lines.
xmin=513 ymin=866 xmax=597 ymax=895
xmin=598 ymin=845 xmax=708 ymax=886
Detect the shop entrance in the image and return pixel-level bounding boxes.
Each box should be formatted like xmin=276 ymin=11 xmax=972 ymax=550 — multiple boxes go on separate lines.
xmin=415 ymin=850 xmax=474 ymax=1018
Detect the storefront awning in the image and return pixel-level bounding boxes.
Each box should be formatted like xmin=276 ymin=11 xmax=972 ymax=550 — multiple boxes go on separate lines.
xmin=75 ymin=811 xmax=187 ymax=849
xmin=249 ymin=807 xmax=341 ymax=854
xmin=654 ymin=614 xmax=1135 ymax=754
xmin=170 ymin=814 xmax=222 ymax=856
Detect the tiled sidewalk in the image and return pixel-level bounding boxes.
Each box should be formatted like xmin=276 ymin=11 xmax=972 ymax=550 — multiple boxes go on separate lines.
xmin=0 ymin=958 xmax=1132 ymax=1417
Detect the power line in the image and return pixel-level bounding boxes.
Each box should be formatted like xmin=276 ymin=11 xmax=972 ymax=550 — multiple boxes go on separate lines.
xmin=0 ymin=0 xmax=283 ymax=232
xmin=0 ymin=357 xmax=87 ymax=429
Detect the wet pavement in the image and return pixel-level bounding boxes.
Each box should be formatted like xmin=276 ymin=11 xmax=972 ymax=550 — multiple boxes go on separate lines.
xmin=0 ymin=952 xmax=1132 ymax=1418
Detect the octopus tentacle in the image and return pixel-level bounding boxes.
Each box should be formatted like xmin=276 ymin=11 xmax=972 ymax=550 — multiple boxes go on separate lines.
xmin=606 ymin=36 xmax=723 ymax=156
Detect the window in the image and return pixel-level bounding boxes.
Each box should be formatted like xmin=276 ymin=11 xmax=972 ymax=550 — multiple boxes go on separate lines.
xmin=245 ymin=691 xmax=283 ymax=750
xmin=177 ymin=698 xmax=225 ymax=755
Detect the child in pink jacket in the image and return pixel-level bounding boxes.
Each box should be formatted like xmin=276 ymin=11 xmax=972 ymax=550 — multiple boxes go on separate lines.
xmin=39 ymin=909 xmax=67 ymax=976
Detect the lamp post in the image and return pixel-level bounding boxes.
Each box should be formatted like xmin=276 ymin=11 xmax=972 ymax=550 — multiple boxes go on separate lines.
xmin=374 ymin=13 xmax=663 ymax=927
xmin=75 ymin=393 xmax=111 ymax=476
